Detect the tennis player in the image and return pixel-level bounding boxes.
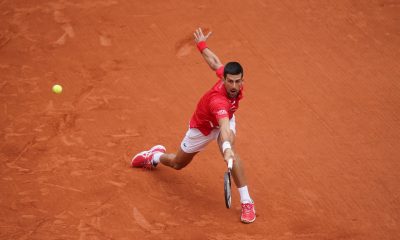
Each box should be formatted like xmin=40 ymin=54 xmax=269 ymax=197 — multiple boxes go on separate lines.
xmin=131 ymin=28 xmax=256 ymax=223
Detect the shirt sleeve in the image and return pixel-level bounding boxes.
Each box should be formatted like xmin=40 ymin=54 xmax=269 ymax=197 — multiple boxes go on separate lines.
xmin=215 ymin=65 xmax=224 ymax=79
xmin=209 ymin=96 xmax=229 ymax=120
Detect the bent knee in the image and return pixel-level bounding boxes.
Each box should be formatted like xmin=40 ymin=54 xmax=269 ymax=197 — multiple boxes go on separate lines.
xmin=172 ymin=163 xmax=187 ymax=170
xmin=171 ymin=151 xmax=195 ymax=170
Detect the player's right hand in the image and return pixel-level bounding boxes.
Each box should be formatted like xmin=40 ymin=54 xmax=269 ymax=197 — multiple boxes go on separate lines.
xmin=224 ymin=148 xmax=235 ymax=166
xmin=194 ymin=28 xmax=212 ymax=44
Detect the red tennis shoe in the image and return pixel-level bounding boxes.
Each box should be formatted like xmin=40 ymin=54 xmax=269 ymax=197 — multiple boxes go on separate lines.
xmin=131 ymin=145 xmax=166 ymax=169
xmin=240 ymin=201 xmax=256 ymax=223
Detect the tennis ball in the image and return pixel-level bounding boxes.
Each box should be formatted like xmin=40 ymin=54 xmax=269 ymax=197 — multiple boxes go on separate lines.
xmin=52 ymin=84 xmax=62 ymax=94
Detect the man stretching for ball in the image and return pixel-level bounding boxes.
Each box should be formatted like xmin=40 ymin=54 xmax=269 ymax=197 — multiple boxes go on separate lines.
xmin=131 ymin=28 xmax=256 ymax=223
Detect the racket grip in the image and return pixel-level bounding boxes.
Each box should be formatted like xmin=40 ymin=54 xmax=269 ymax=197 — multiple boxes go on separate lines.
xmin=228 ymin=158 xmax=233 ymax=170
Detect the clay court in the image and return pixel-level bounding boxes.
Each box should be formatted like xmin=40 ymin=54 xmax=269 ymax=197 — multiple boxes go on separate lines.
xmin=1 ymin=0 xmax=399 ymax=239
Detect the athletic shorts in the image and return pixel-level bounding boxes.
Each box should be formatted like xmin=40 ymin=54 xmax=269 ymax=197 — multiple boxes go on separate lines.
xmin=180 ymin=115 xmax=236 ymax=153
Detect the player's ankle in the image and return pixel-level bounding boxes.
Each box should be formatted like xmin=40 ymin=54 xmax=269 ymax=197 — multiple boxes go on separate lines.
xmin=238 ymin=186 xmax=252 ymax=203
xmin=152 ymin=152 xmax=163 ymax=165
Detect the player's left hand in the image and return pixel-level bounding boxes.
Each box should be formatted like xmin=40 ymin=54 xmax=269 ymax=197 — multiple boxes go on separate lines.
xmin=194 ymin=28 xmax=212 ymax=43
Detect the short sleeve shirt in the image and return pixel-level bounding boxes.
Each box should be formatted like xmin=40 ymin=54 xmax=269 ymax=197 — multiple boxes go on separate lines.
xmin=189 ymin=66 xmax=243 ymax=136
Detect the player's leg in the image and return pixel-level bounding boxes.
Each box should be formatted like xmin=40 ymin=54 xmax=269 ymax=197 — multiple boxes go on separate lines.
xmin=132 ymin=145 xmax=198 ymax=170
xmin=157 ymin=149 xmax=199 ymax=170
xmin=132 ymin=127 xmax=215 ymax=170
xmin=156 ymin=127 xmax=216 ymax=170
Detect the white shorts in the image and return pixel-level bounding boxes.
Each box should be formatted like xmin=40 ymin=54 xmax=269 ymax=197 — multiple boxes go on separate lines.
xmin=180 ymin=115 xmax=236 ymax=153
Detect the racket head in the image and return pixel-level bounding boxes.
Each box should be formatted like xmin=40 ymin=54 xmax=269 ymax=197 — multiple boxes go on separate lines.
xmin=224 ymin=171 xmax=232 ymax=208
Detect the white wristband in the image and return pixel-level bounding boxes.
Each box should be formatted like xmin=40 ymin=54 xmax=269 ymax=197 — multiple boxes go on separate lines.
xmin=222 ymin=141 xmax=231 ymax=153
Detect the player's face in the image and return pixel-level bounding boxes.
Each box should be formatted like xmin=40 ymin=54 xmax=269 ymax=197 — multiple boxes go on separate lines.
xmin=223 ymin=74 xmax=243 ymax=98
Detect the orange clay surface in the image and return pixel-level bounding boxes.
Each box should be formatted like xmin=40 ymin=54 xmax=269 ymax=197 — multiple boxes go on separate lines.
xmin=1 ymin=1 xmax=399 ymax=239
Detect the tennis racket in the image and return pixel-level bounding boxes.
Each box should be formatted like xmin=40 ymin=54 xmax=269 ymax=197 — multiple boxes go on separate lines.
xmin=224 ymin=158 xmax=233 ymax=208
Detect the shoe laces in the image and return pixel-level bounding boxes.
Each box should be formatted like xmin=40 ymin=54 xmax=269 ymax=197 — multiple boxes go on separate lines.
xmin=141 ymin=151 xmax=154 ymax=170
xmin=242 ymin=203 xmax=254 ymax=214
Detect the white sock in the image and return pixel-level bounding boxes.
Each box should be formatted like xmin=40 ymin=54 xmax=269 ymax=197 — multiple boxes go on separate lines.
xmin=152 ymin=152 xmax=163 ymax=165
xmin=238 ymin=186 xmax=252 ymax=203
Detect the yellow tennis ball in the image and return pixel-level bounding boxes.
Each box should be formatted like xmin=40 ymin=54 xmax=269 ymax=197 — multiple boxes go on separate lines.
xmin=52 ymin=84 xmax=62 ymax=94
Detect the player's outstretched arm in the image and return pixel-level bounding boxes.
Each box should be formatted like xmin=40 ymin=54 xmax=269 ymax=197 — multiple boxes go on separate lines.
xmin=194 ymin=28 xmax=223 ymax=71
xmin=218 ymin=117 xmax=235 ymax=165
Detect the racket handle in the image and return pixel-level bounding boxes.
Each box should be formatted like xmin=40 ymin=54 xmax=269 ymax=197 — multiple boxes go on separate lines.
xmin=228 ymin=158 xmax=233 ymax=170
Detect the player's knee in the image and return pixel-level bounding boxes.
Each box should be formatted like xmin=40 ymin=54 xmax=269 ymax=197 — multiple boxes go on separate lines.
xmin=171 ymin=152 xmax=194 ymax=170
xmin=173 ymin=163 xmax=186 ymax=170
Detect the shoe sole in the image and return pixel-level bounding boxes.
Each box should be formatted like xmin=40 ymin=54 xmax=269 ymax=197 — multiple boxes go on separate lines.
xmin=241 ymin=215 xmax=256 ymax=223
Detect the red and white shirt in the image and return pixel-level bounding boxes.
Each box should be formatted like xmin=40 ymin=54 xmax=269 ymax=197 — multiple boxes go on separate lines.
xmin=189 ymin=66 xmax=243 ymax=136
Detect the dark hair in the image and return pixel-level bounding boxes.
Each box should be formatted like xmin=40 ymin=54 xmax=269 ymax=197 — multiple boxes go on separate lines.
xmin=224 ymin=62 xmax=243 ymax=78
